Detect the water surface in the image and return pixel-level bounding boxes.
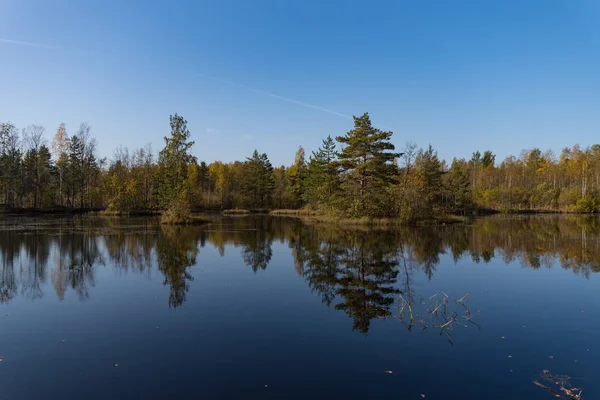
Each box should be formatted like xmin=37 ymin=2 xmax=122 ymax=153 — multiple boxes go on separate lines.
xmin=0 ymin=215 xmax=599 ymax=399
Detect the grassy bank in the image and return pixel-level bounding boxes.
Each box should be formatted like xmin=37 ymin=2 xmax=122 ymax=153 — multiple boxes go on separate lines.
xmin=222 ymin=209 xmax=251 ymax=215
xmin=298 ymin=214 xmax=471 ymax=227
xmin=93 ymin=210 xmax=162 ymax=216
xmin=269 ymin=209 xmax=318 ymax=216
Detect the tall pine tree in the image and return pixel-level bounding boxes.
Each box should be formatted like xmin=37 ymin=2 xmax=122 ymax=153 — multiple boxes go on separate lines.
xmin=158 ymin=114 xmax=196 ymax=208
xmin=335 ymin=113 xmax=399 ymax=217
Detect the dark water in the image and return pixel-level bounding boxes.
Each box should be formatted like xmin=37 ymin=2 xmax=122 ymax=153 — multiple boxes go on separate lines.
xmin=0 ymin=215 xmax=599 ymax=399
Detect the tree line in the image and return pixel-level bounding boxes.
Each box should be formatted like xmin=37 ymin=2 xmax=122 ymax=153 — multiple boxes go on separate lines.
xmin=3 ymin=113 xmax=600 ymax=219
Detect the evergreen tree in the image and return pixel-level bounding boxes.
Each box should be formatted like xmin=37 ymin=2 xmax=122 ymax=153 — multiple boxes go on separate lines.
xmin=304 ymin=135 xmax=339 ymax=208
xmin=414 ymin=145 xmax=445 ymax=217
xmin=335 ymin=113 xmax=399 ymax=217
xmin=481 ymin=151 xmax=495 ymax=168
xmin=445 ymin=158 xmax=472 ymax=214
xmin=158 ymin=114 xmax=196 ymax=208
xmin=68 ymin=134 xmax=84 ymax=207
xmin=198 ymin=161 xmax=210 ymax=193
xmin=243 ymin=150 xmax=274 ymax=209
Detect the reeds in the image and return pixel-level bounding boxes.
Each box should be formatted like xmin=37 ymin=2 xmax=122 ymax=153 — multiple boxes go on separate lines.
xmin=222 ymin=209 xmax=250 ymax=215
xmin=269 ymin=209 xmax=318 ymax=216
xmin=397 ymin=291 xmax=480 ymax=345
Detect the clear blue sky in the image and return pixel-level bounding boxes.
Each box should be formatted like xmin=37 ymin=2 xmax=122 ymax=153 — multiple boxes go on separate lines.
xmin=1 ymin=0 xmax=599 ymax=166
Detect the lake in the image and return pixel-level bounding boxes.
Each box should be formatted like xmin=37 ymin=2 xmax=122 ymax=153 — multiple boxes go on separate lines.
xmin=0 ymin=214 xmax=598 ymax=399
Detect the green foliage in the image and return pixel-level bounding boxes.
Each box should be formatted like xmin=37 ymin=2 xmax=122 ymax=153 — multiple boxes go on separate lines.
xmin=481 ymin=151 xmax=495 ymax=168
xmin=444 ymin=158 xmax=472 ymax=214
xmin=4 ymin=113 xmax=600 ymax=220
xmin=159 ymin=199 xmax=207 ymax=225
xmin=286 ymin=146 xmax=306 ymax=208
xmin=335 ymin=113 xmax=399 ymax=217
xmin=158 ymin=114 xmax=196 ymax=209
xmin=575 ymin=194 xmax=599 ymax=213
xmin=242 ymin=150 xmax=274 ymax=209
xmin=303 ymin=135 xmax=339 ymax=210
xmin=414 ymin=145 xmax=445 ymax=213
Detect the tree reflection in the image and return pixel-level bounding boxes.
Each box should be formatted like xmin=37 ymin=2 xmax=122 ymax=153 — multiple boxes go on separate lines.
xmin=156 ymin=225 xmax=199 ymax=308
xmin=293 ymin=227 xmax=401 ymax=333
xmin=0 ymin=231 xmax=19 ymax=303
xmin=1 ymin=214 xmax=600 ymax=331
xmin=56 ymin=232 xmax=103 ymax=301
xmin=20 ymin=232 xmax=51 ymax=299
xmin=239 ymin=217 xmax=273 ymax=273
xmin=333 ymin=231 xmax=401 ymax=333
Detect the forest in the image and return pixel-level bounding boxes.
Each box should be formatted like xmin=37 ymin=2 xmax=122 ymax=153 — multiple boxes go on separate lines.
xmin=1 ymin=112 xmax=600 ymax=221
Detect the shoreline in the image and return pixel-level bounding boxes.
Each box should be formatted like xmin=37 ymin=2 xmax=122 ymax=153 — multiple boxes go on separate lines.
xmin=0 ymin=207 xmax=598 ymax=224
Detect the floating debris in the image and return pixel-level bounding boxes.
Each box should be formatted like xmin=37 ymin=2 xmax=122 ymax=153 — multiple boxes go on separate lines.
xmin=533 ymin=369 xmax=583 ymax=399
xmin=384 ymin=370 xmax=393 ymax=374
xmin=0 ymin=356 xmax=3 ymax=362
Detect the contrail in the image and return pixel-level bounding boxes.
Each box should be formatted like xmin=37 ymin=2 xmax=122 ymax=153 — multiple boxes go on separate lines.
xmin=0 ymin=38 xmax=56 ymax=50
xmin=199 ymin=73 xmax=353 ymax=120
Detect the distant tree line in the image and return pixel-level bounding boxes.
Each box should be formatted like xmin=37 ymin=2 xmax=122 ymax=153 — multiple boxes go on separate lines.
xmin=2 ymin=113 xmax=600 ymax=218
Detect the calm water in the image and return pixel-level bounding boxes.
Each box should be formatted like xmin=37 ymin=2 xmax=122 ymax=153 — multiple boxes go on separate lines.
xmin=0 ymin=215 xmax=599 ymax=399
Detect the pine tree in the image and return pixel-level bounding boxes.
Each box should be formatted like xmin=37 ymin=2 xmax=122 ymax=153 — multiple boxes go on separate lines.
xmin=335 ymin=113 xmax=399 ymax=217
xmin=158 ymin=114 xmax=196 ymax=208
xmin=414 ymin=145 xmax=445 ymax=217
xmin=304 ymin=135 xmax=339 ymax=208
xmin=243 ymin=150 xmax=274 ymax=209
xmin=445 ymin=158 xmax=472 ymax=214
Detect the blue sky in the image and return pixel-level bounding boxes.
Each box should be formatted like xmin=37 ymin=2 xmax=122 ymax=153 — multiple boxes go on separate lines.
xmin=1 ymin=0 xmax=599 ymax=166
